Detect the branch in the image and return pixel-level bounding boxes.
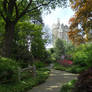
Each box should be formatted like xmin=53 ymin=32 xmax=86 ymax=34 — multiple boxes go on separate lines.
xmin=0 ymin=10 xmax=6 ymax=21
xmin=14 ymin=1 xmax=19 ymax=17
xmin=15 ymin=0 xmax=32 ymax=22
xmin=26 ymin=1 xmax=52 ymax=13
xmin=7 ymin=0 xmax=16 ymax=15
xmin=3 ymin=0 xmax=8 ymax=13
xmin=14 ymin=0 xmax=51 ymax=23
xmin=17 ymin=0 xmax=24 ymax=7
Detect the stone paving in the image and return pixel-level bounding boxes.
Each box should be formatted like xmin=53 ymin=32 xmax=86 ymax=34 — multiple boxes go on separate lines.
xmin=27 ymin=69 xmax=77 ymax=92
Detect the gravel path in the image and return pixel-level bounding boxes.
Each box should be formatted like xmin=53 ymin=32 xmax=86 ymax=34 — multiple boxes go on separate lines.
xmin=27 ymin=69 xmax=77 ymax=92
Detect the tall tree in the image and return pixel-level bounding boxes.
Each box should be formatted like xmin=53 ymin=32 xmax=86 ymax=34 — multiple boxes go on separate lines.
xmin=31 ymin=26 xmax=46 ymax=60
xmin=68 ymin=0 xmax=92 ymax=45
xmin=0 ymin=0 xmax=67 ymax=57
xmin=13 ymin=22 xmax=45 ymax=63
xmin=54 ymin=39 xmax=65 ymax=60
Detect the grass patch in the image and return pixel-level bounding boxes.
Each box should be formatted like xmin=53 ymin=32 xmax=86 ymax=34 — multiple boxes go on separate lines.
xmin=0 ymin=68 xmax=50 ymax=92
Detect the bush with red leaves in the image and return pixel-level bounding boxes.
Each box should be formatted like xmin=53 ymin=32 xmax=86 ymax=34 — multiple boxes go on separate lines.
xmin=73 ymin=68 xmax=92 ymax=92
xmin=57 ymin=59 xmax=73 ymax=66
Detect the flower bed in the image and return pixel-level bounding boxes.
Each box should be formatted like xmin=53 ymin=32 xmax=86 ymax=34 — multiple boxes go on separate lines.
xmin=57 ymin=59 xmax=73 ymax=66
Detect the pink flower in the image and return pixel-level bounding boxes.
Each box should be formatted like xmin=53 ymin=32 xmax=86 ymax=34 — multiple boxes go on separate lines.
xmin=57 ymin=59 xmax=73 ymax=65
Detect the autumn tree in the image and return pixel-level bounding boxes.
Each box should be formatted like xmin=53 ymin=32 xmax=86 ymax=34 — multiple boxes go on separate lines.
xmin=68 ymin=0 xmax=92 ymax=45
xmin=0 ymin=0 xmax=67 ymax=57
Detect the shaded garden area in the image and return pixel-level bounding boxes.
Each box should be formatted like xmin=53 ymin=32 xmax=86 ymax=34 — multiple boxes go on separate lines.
xmin=0 ymin=0 xmax=92 ymax=92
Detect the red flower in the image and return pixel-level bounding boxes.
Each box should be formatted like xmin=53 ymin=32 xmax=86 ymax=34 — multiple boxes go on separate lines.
xmin=57 ymin=59 xmax=73 ymax=65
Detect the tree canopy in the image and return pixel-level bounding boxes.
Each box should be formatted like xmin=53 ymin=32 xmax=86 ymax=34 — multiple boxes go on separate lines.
xmin=0 ymin=0 xmax=67 ymax=57
xmin=0 ymin=0 xmax=67 ymax=23
xmin=68 ymin=0 xmax=92 ymax=45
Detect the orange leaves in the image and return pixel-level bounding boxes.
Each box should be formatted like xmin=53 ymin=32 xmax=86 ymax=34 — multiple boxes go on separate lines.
xmin=69 ymin=17 xmax=75 ymax=24
xmin=68 ymin=0 xmax=92 ymax=45
xmin=68 ymin=29 xmax=85 ymax=45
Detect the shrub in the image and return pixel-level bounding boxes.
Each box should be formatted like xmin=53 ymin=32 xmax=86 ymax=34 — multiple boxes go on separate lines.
xmin=73 ymin=43 xmax=92 ymax=67
xmin=66 ymin=65 xmax=86 ymax=73
xmin=54 ymin=63 xmax=66 ymax=71
xmin=57 ymin=59 xmax=73 ymax=66
xmin=54 ymin=62 xmax=86 ymax=73
xmin=0 ymin=57 xmax=19 ymax=84
xmin=54 ymin=39 xmax=65 ymax=60
xmin=73 ymin=68 xmax=92 ymax=92
xmin=0 ymin=67 xmax=50 ymax=92
xmin=60 ymin=80 xmax=77 ymax=92
xmin=34 ymin=61 xmax=46 ymax=69
xmin=43 ymin=51 xmax=53 ymax=64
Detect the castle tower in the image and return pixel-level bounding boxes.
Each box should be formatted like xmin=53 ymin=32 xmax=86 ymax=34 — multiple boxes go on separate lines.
xmin=52 ymin=21 xmax=69 ymax=44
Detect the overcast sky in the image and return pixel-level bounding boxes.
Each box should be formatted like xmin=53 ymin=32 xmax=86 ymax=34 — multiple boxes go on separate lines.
xmin=42 ymin=6 xmax=74 ymax=29
xmin=42 ymin=6 xmax=74 ymax=48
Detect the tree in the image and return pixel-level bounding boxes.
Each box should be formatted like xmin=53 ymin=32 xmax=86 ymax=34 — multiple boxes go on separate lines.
xmin=12 ymin=22 xmax=35 ymax=62
xmin=0 ymin=17 xmax=5 ymax=54
xmin=68 ymin=0 xmax=92 ymax=45
xmin=54 ymin=39 xmax=65 ymax=60
xmin=29 ymin=24 xmax=46 ymax=61
xmin=13 ymin=21 xmax=42 ymax=58
xmin=12 ymin=21 xmax=47 ymax=65
xmin=0 ymin=0 xmax=67 ymax=57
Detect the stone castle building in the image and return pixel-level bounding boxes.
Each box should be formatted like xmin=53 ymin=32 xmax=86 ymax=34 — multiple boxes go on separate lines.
xmin=52 ymin=21 xmax=69 ymax=44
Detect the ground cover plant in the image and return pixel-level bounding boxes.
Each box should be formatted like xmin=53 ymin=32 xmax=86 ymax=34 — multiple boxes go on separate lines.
xmin=0 ymin=57 xmax=50 ymax=92
xmin=54 ymin=61 xmax=88 ymax=74
xmin=54 ymin=43 xmax=92 ymax=74
xmin=0 ymin=68 xmax=50 ymax=92
xmin=0 ymin=57 xmax=19 ymax=84
xmin=60 ymin=80 xmax=77 ymax=92
xmin=60 ymin=68 xmax=92 ymax=92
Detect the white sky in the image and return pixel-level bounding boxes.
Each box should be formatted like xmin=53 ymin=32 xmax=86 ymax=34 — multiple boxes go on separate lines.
xmin=42 ymin=6 xmax=74 ymax=48
xmin=42 ymin=7 xmax=74 ymax=29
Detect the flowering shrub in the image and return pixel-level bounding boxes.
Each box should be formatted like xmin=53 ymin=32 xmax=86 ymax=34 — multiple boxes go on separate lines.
xmin=57 ymin=59 xmax=73 ymax=66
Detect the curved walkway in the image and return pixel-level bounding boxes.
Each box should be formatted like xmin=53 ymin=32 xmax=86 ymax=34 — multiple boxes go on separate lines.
xmin=27 ymin=69 xmax=77 ymax=92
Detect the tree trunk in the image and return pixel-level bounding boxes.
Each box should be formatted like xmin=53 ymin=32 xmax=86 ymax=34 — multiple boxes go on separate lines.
xmin=3 ymin=22 xmax=15 ymax=57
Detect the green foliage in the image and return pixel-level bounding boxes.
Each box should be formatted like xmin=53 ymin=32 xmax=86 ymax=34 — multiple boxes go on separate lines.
xmin=0 ymin=0 xmax=67 ymax=57
xmin=43 ymin=50 xmax=53 ymax=64
xmin=47 ymin=48 xmax=56 ymax=63
xmin=0 ymin=68 xmax=50 ymax=92
xmin=54 ymin=39 xmax=65 ymax=60
xmin=66 ymin=65 xmax=87 ymax=74
xmin=73 ymin=43 xmax=92 ymax=67
xmin=34 ymin=61 xmax=46 ymax=69
xmin=0 ymin=17 xmax=5 ymax=55
xmin=64 ymin=41 xmax=75 ymax=59
xmin=12 ymin=22 xmax=47 ymax=64
xmin=54 ymin=63 xmax=66 ymax=71
xmin=54 ymin=43 xmax=92 ymax=74
xmin=54 ymin=63 xmax=86 ymax=73
xmin=31 ymin=27 xmax=46 ymax=60
xmin=0 ymin=57 xmax=19 ymax=84
xmin=60 ymin=80 xmax=76 ymax=92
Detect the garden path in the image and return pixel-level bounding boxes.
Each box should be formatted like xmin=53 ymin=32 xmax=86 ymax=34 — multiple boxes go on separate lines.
xmin=27 ymin=69 xmax=77 ymax=92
